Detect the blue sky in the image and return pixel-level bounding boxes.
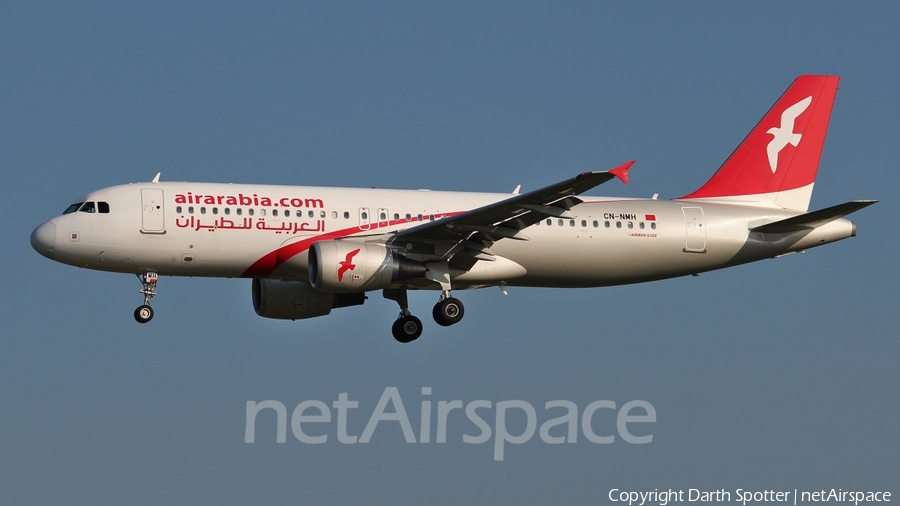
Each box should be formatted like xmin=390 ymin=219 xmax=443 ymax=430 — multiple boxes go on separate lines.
xmin=1 ymin=2 xmax=897 ymax=504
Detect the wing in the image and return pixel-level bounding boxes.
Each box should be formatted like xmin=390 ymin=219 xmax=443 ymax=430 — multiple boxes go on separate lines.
xmin=388 ymin=161 xmax=633 ymax=269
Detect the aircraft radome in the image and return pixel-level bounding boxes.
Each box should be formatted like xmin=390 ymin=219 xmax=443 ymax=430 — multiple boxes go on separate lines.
xmin=31 ymin=75 xmax=875 ymax=343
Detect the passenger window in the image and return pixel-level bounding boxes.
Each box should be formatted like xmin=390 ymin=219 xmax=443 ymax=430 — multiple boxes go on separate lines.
xmin=176 ymin=206 xmax=183 ymax=214
xmin=393 ymin=213 xmax=399 ymax=220
xmin=593 ymin=220 xmax=598 ymax=228
xmin=558 ymin=219 xmax=563 ymax=226
xmin=308 ymin=210 xmax=314 ymax=218
xmin=188 ymin=206 xmax=194 ymax=214
xmin=627 ymin=222 xmax=633 ymax=229
xmin=200 ymin=207 xmax=206 ymax=214
xmin=332 ymin=211 xmax=338 ymax=219
xmin=79 ymin=202 xmax=96 ymax=213
xmin=639 ymin=222 xmax=644 ymax=229
xmin=236 ymin=208 xmax=242 ymax=216
xmin=417 ymin=214 xmax=423 ymax=222
xmin=361 ymin=212 xmax=368 ymax=220
xmin=581 ymin=220 xmax=587 ymax=227
xmin=98 ymin=202 xmax=110 ymax=213
xmin=405 ymin=213 xmax=412 ymax=221
xmin=212 ymin=208 xmax=219 ymax=215
xmin=320 ymin=211 xmax=326 ymax=218
xmin=569 ymin=220 xmax=575 ymax=227
xmin=260 ymin=209 xmax=266 ymax=217
xmin=616 ymin=221 xmax=621 ymax=228
xmin=272 ymin=209 xmax=278 ymax=217
xmin=224 ymin=208 xmax=230 ymax=215
xmin=546 ymin=219 xmax=552 ymax=226
xmin=651 ymin=222 xmax=657 ymax=230
xmin=604 ymin=220 xmax=610 ymax=228
xmin=344 ymin=211 xmax=350 ymax=219
xmin=63 ymin=203 xmax=84 ymax=214
xmin=248 ymin=209 xmax=255 ymax=216
xmin=380 ymin=212 xmax=387 ymax=220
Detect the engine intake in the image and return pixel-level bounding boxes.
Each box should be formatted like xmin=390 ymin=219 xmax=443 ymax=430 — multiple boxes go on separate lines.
xmin=308 ymin=241 xmax=426 ymax=292
xmin=252 ymin=278 xmax=364 ymax=320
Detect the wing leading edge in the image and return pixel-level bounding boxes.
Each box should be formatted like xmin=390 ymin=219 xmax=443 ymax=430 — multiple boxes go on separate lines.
xmin=388 ymin=161 xmax=632 ymax=267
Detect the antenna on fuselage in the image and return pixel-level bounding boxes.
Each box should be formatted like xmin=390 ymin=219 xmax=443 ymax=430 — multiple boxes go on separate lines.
xmin=152 ymin=172 xmax=161 ymax=183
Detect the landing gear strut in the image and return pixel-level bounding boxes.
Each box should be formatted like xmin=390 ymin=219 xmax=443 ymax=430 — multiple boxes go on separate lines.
xmin=384 ymin=288 xmax=422 ymax=343
xmin=433 ymin=291 xmax=465 ymax=327
xmin=424 ymin=261 xmax=465 ymax=327
xmin=134 ymin=272 xmax=158 ymax=324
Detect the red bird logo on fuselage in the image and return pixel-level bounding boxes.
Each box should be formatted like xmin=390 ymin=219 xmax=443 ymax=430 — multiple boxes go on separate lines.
xmin=337 ymin=248 xmax=361 ymax=281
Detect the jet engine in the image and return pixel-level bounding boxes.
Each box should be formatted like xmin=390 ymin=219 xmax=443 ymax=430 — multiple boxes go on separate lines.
xmin=252 ymin=278 xmax=365 ymax=320
xmin=308 ymin=240 xmax=426 ymax=292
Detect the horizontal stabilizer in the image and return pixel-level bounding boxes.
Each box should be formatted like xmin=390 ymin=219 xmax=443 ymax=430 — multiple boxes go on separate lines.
xmin=750 ymin=200 xmax=877 ymax=234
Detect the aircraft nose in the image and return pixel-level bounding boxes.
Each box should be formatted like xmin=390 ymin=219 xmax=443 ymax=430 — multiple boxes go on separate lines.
xmin=31 ymin=220 xmax=57 ymax=260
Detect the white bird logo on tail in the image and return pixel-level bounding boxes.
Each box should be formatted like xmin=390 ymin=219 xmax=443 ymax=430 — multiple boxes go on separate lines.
xmin=766 ymin=96 xmax=812 ymax=173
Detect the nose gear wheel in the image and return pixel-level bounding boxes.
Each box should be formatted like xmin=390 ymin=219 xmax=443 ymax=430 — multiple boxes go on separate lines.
xmin=134 ymin=272 xmax=158 ymax=323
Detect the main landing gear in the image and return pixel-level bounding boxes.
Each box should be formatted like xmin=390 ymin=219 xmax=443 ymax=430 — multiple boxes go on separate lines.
xmin=433 ymin=291 xmax=464 ymax=327
xmin=384 ymin=288 xmax=422 ymax=343
xmin=383 ymin=287 xmax=465 ymax=343
xmin=392 ymin=315 xmax=423 ymax=344
xmin=134 ymin=272 xmax=158 ymax=324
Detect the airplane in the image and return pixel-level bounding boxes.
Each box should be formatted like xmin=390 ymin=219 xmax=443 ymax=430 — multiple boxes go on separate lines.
xmin=30 ymin=75 xmax=875 ymax=343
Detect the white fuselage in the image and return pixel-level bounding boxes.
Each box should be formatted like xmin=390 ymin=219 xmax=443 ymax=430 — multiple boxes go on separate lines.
xmin=32 ymin=181 xmax=856 ymax=290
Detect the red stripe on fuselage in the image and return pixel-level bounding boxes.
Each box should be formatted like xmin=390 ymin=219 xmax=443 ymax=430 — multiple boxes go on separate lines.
xmin=240 ymin=227 xmax=359 ymax=278
xmin=240 ymin=213 xmax=463 ymax=278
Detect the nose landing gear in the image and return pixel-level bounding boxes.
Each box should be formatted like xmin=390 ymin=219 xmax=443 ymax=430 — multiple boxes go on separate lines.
xmin=134 ymin=272 xmax=158 ymax=324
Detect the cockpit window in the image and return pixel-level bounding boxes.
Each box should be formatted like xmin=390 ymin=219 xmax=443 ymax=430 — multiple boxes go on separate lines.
xmin=98 ymin=202 xmax=110 ymax=213
xmin=79 ymin=202 xmax=96 ymax=213
xmin=63 ymin=203 xmax=84 ymax=214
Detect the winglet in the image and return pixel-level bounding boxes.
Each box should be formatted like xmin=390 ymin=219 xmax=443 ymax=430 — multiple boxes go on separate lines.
xmin=608 ymin=160 xmax=634 ymax=184
xmin=152 ymin=172 xmax=161 ymax=183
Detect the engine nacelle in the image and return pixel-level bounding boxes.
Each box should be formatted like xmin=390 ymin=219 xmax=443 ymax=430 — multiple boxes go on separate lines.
xmin=252 ymin=278 xmax=365 ymax=320
xmin=308 ymin=240 xmax=426 ymax=292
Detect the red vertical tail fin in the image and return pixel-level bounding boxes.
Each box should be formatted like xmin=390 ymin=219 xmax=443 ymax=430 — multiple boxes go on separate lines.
xmin=678 ymin=75 xmax=840 ymax=211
